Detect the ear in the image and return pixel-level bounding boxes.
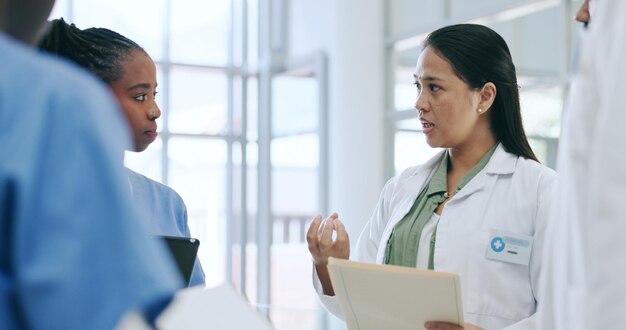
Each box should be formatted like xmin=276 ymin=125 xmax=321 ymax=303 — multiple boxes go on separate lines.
xmin=477 ymin=82 xmax=496 ymax=114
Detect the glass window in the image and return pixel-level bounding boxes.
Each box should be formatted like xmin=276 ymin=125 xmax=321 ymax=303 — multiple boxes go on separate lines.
xmin=394 ymin=119 xmax=440 ymax=174
xmin=168 ymin=137 xmax=228 ymax=288
xmin=169 ymin=67 xmax=228 ymax=135
xmin=393 ymin=48 xmax=420 ymax=111
xmin=520 ymin=85 xmax=563 ymax=138
xmin=124 ymin=138 xmax=164 ymax=182
xmin=270 ymin=135 xmax=320 ymax=330
xmin=272 ymin=75 xmax=319 ymax=136
xmin=170 ymin=0 xmax=230 ymax=66
xmin=71 ymin=0 xmax=166 ymax=61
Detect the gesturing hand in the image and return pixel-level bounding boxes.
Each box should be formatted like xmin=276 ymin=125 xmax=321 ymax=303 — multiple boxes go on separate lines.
xmin=306 ymin=212 xmax=350 ymax=296
xmin=306 ymin=212 xmax=350 ymax=266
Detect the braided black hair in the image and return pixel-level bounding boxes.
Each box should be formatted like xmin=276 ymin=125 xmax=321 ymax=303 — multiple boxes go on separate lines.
xmin=38 ymin=18 xmax=146 ymax=83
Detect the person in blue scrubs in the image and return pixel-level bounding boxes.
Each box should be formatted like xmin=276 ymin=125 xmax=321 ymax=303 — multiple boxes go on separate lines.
xmin=39 ymin=18 xmax=206 ymax=286
xmin=0 ymin=0 xmax=183 ymax=328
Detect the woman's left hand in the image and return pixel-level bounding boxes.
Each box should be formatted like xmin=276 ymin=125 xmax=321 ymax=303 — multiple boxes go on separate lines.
xmin=424 ymin=321 xmax=482 ymax=330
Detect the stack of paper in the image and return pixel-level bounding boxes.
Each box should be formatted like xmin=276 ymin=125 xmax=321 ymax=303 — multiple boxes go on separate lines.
xmin=327 ymin=257 xmax=463 ymax=330
xmin=156 ymin=284 xmax=273 ymax=330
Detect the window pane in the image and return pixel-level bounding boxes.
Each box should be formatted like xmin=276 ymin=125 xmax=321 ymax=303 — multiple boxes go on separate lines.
xmin=520 ymin=85 xmax=563 ymax=138
xmin=393 ymin=48 xmax=420 ymax=111
xmin=272 ymin=75 xmax=318 ymax=136
xmin=71 ymin=0 xmax=165 ymax=61
xmin=247 ymin=77 xmax=259 ymax=141
xmin=170 ymin=0 xmax=230 ymax=66
xmin=168 ymin=137 xmax=228 ymax=287
xmin=394 ymin=120 xmax=441 ymax=174
xmin=270 ymin=135 xmax=319 ymax=330
xmin=169 ymin=67 xmax=228 ymax=135
xmin=49 ymin=0 xmax=70 ymax=19
xmin=124 ymin=138 xmax=164 ymax=182
xmin=247 ymin=0 xmax=259 ymax=69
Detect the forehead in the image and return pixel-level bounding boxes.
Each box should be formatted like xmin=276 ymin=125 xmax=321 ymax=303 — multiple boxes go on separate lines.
xmin=119 ymin=50 xmax=156 ymax=83
xmin=413 ymin=46 xmax=455 ymax=79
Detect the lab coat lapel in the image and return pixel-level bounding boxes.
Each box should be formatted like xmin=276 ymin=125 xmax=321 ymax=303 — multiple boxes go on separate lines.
xmin=390 ymin=150 xmax=446 ymax=226
xmin=451 ymin=144 xmax=517 ymax=201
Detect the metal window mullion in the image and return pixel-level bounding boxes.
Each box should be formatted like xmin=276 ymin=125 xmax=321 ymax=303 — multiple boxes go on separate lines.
xmin=383 ymin=0 xmax=397 ymax=182
xmin=162 ymin=0 xmax=172 ymax=184
xmin=225 ymin=0 xmax=236 ymax=286
xmin=316 ymin=52 xmax=329 ymax=217
xmin=257 ymin=0 xmax=273 ymax=319
xmin=239 ymin=0 xmax=250 ymax=298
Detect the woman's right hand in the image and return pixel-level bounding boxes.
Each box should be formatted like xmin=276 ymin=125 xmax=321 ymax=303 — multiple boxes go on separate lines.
xmin=306 ymin=212 xmax=350 ymax=296
xmin=307 ymin=212 xmax=350 ymax=266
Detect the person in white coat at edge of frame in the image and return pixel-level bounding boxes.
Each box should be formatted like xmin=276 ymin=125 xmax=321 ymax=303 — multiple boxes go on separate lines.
xmin=307 ymin=23 xmax=557 ymax=330
xmin=539 ymin=0 xmax=626 ymax=329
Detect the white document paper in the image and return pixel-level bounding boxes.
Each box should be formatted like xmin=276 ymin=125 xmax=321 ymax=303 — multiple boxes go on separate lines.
xmin=156 ymin=283 xmax=273 ymax=330
xmin=327 ymin=257 xmax=464 ymax=330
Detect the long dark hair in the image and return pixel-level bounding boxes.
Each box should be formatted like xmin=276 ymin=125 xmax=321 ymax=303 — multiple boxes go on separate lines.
xmin=38 ymin=18 xmax=145 ymax=84
xmin=424 ymin=24 xmax=538 ymax=162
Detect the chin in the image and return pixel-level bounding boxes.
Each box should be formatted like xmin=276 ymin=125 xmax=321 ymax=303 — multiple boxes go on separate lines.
xmin=424 ymin=138 xmax=440 ymax=149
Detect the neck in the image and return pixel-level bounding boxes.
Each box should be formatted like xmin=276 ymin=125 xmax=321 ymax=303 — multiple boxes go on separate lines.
xmin=447 ymin=136 xmax=497 ymax=174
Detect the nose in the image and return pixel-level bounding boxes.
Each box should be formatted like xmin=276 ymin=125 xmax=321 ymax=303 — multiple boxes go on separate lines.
xmin=149 ymin=102 xmax=161 ymax=120
xmin=414 ymin=92 xmax=429 ymax=115
xmin=575 ymin=0 xmax=590 ymax=24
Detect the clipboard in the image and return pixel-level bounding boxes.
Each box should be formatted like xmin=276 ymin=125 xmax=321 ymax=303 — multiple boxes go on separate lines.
xmin=327 ymin=257 xmax=464 ymax=330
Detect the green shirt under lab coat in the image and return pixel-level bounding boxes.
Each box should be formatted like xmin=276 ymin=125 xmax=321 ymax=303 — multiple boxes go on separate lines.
xmin=384 ymin=144 xmax=498 ymax=269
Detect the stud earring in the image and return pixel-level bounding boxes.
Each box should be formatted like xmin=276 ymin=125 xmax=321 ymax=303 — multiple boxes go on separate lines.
xmin=478 ymin=108 xmax=483 ymax=114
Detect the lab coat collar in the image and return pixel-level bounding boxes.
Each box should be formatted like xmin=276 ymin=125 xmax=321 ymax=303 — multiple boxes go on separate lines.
xmin=450 ymin=143 xmax=518 ymax=201
xmin=408 ymin=144 xmax=516 ymax=179
xmin=483 ymin=143 xmax=517 ymax=175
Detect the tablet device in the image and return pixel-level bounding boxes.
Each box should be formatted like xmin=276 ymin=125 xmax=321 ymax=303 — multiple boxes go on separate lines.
xmin=158 ymin=236 xmax=200 ymax=285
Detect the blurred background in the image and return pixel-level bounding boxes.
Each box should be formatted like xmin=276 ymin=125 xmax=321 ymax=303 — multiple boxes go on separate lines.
xmin=49 ymin=0 xmax=582 ymax=329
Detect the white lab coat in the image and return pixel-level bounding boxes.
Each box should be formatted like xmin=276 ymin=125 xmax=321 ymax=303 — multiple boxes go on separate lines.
xmin=316 ymin=144 xmax=557 ymax=330
xmin=540 ymin=1 xmax=626 ymax=329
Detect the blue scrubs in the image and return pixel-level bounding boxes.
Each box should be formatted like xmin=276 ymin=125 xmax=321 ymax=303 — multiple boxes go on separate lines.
xmin=126 ymin=168 xmax=206 ymax=286
xmin=0 ymin=33 xmax=182 ymax=330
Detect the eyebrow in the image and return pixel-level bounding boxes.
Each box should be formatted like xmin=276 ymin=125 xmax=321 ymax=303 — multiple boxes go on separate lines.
xmin=413 ymin=74 xmax=443 ymax=82
xmin=127 ymin=83 xmax=156 ymax=91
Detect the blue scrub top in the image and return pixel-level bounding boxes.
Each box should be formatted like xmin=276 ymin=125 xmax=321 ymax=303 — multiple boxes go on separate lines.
xmin=126 ymin=168 xmax=206 ymax=286
xmin=0 ymin=33 xmax=183 ymax=330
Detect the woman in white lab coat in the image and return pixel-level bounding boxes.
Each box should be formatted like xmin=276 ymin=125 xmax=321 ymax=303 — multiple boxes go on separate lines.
xmin=307 ymin=24 xmax=557 ymax=330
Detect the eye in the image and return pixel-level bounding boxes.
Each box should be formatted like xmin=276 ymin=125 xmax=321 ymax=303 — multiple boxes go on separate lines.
xmin=414 ymin=82 xmax=422 ymax=92
xmin=134 ymin=94 xmax=147 ymax=102
xmin=153 ymin=91 xmax=159 ymax=99
xmin=429 ymin=84 xmax=441 ymax=92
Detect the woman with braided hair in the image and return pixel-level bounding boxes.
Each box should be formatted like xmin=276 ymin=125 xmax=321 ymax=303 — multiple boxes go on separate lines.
xmin=39 ymin=18 xmax=206 ymax=287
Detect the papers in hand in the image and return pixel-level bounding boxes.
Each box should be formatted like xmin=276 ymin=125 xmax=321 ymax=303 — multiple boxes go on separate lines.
xmin=156 ymin=283 xmax=273 ymax=330
xmin=327 ymin=257 xmax=464 ymax=330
